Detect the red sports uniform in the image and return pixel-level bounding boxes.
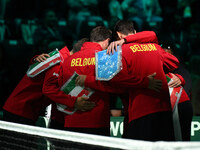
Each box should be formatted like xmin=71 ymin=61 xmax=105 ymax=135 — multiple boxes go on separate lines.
xmin=58 ymin=42 xmax=111 ymax=132
xmin=3 ymin=47 xmax=76 ymax=123
xmin=57 ymin=31 xmax=165 ymax=136
xmin=85 ymin=31 xmax=179 ymax=121
xmin=84 ymin=31 xmax=179 ymax=140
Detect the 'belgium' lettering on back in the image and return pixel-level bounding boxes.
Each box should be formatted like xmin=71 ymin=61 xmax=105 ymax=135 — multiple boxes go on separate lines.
xmin=130 ymin=44 xmax=157 ymax=53
xmin=71 ymin=57 xmax=95 ymax=67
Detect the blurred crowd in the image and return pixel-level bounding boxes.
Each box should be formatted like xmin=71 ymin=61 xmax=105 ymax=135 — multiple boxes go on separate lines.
xmin=0 ymin=0 xmax=200 ymax=115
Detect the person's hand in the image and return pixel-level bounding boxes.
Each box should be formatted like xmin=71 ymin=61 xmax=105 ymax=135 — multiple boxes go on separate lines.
xmin=75 ymin=96 xmax=96 ymax=111
xmin=76 ymin=75 xmax=87 ymax=87
xmin=147 ymin=72 xmax=163 ymax=92
xmin=35 ymin=54 xmax=50 ymax=62
xmin=107 ymin=39 xmax=125 ymax=55
xmin=168 ymin=73 xmax=181 ymax=88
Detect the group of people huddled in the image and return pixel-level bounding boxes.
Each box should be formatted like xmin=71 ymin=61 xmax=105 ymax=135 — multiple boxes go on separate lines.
xmin=0 ymin=1 xmax=200 ymax=118
xmin=0 ymin=1 xmax=199 ymax=150
xmin=1 ymin=19 xmax=194 ymax=149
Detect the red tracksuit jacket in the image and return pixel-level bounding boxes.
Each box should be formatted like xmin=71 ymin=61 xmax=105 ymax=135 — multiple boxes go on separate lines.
xmin=85 ymin=31 xmax=160 ymax=91
xmin=84 ymin=32 xmax=180 ymax=123
xmin=58 ymin=42 xmax=112 ymax=128
xmin=3 ymin=46 xmax=76 ymax=121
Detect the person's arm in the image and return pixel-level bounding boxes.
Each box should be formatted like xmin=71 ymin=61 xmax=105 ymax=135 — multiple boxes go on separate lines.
xmin=158 ymin=47 xmax=180 ymax=72
xmin=42 ymin=65 xmax=95 ymax=111
xmin=83 ymin=73 xmax=161 ymax=92
xmin=84 ymin=56 xmax=149 ymax=92
xmin=42 ymin=65 xmax=76 ymax=107
xmin=78 ymin=72 xmax=161 ymax=94
xmin=77 ymin=57 xmax=162 ymax=93
xmin=76 ymin=57 xmax=146 ymax=93
xmin=124 ymin=31 xmax=158 ymax=44
xmin=83 ymin=76 xmax=127 ymax=94
xmin=107 ymin=31 xmax=158 ymax=54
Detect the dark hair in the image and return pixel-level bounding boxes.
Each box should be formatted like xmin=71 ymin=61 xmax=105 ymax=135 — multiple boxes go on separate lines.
xmin=90 ymin=26 xmax=112 ymax=42
xmin=72 ymin=38 xmax=89 ymax=53
xmin=160 ymin=41 xmax=177 ymax=55
xmin=114 ymin=20 xmax=135 ymax=35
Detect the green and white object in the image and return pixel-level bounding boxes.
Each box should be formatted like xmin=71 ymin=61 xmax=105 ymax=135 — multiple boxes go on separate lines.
xmin=57 ymin=72 xmax=94 ymax=115
xmin=27 ymin=49 xmax=61 ymax=77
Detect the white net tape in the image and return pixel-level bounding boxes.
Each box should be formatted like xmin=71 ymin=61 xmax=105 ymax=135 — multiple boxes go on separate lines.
xmin=0 ymin=120 xmax=200 ymax=150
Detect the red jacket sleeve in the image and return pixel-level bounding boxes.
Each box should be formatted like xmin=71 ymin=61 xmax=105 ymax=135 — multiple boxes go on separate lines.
xmin=158 ymin=47 xmax=180 ymax=72
xmin=85 ymin=76 xmax=126 ymax=94
xmin=125 ymin=31 xmax=158 ymax=44
xmin=85 ymin=56 xmax=149 ymax=91
xmin=42 ymin=64 xmax=77 ymax=108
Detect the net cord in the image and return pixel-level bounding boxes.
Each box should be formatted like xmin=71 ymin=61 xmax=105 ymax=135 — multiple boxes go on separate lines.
xmin=1 ymin=120 xmax=200 ymax=150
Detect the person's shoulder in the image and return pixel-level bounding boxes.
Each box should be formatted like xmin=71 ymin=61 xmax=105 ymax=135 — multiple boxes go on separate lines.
xmin=121 ymin=43 xmax=134 ymax=55
xmin=122 ymin=42 xmax=140 ymax=48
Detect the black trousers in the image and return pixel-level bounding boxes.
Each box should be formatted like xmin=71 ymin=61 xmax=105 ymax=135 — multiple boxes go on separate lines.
xmin=125 ymin=111 xmax=175 ymax=141
xmin=2 ymin=110 xmax=35 ymax=125
xmin=178 ymin=101 xmax=193 ymax=141
xmin=49 ymin=119 xmax=64 ymax=130
xmin=2 ymin=110 xmax=37 ymax=150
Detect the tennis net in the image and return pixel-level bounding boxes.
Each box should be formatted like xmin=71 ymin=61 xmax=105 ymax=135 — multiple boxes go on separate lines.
xmin=0 ymin=120 xmax=200 ymax=150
